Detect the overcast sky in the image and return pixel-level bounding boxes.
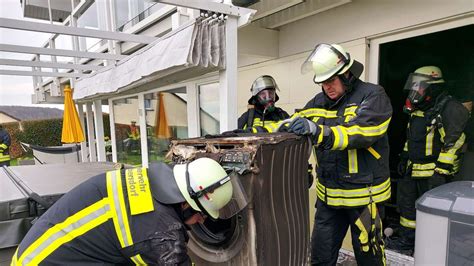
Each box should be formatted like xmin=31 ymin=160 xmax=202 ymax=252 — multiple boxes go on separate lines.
xmin=0 ymin=0 xmax=62 ymax=108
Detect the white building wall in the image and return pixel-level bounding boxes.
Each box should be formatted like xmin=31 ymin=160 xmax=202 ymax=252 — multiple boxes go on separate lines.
xmin=278 ymin=0 xmax=472 ymax=57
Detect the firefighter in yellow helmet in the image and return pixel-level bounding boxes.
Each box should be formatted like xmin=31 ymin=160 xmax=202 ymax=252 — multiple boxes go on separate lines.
xmin=12 ymin=158 xmax=241 ymax=265
xmin=285 ymin=43 xmax=392 ymax=265
xmin=237 ymin=75 xmax=290 ymax=133
xmin=386 ymin=66 xmax=470 ymax=255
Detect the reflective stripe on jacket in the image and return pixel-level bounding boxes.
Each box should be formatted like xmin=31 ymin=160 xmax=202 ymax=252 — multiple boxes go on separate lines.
xmin=0 ymin=128 xmax=11 ymax=162
xmin=238 ymin=107 xmax=289 ymax=132
xmin=13 ymin=165 xmax=189 ymax=265
xmin=402 ymin=98 xmax=469 ymax=177
xmin=297 ymin=79 xmax=392 ymax=208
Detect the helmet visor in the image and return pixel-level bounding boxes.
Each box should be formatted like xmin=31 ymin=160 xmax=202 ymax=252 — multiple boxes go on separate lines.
xmin=257 ymin=89 xmax=276 ymax=103
xmin=301 ymin=44 xmax=349 ymax=79
xmin=403 ymin=73 xmax=432 ymax=105
xmin=185 ymin=165 xmax=248 ymax=220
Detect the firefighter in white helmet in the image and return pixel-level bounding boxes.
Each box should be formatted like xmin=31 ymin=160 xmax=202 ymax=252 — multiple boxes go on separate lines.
xmin=386 ymin=66 xmax=469 ymax=255
xmin=12 ymin=158 xmax=239 ymax=265
xmin=285 ymin=43 xmax=392 ymax=265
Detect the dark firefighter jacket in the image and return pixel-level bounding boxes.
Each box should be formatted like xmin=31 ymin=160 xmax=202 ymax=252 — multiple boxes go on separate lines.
xmin=295 ymin=79 xmax=393 ymax=208
xmin=0 ymin=128 xmax=11 ymax=163
xmin=237 ymin=107 xmax=289 ymax=133
xmin=402 ymin=95 xmax=469 ymax=177
xmin=12 ymin=163 xmax=191 ymax=265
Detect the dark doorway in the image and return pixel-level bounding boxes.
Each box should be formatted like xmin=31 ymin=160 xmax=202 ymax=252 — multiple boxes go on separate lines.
xmin=378 ymin=24 xmax=474 ymax=225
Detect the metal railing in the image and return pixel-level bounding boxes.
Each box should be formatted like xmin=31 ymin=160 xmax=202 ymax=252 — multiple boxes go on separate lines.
xmin=116 ymin=3 xmax=164 ymax=32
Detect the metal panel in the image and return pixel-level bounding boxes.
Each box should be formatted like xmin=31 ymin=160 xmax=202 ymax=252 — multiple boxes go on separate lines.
xmin=169 ymin=133 xmax=311 ymax=265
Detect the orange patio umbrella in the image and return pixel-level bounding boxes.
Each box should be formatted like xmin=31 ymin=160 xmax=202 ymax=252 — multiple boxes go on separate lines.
xmin=155 ymin=92 xmax=171 ymax=138
xmin=61 ymin=85 xmax=85 ymax=143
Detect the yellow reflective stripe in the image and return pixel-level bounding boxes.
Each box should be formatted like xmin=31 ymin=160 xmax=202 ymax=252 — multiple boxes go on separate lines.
xmin=412 ymin=170 xmax=434 ymax=177
xmin=355 ymin=218 xmax=369 ymax=252
xmin=0 ymin=143 xmax=8 ymax=149
xmin=317 ymin=187 xmax=391 ymax=207
xmin=317 ymin=125 xmax=324 ymax=145
xmin=299 ymin=108 xmax=338 ymax=118
xmin=316 ymin=178 xmax=391 ymax=198
xmin=412 ymin=163 xmax=436 ymax=170
xmin=344 ymin=117 xmax=391 ymax=137
xmin=10 ymin=248 xmax=18 ymax=266
xmin=344 ymin=106 xmax=358 ymax=116
xmin=131 ymin=254 xmax=147 ymax=265
xmin=108 ymin=170 xmax=148 ymax=265
xmin=311 ymin=117 xmax=321 ymax=123
xmin=435 ymin=167 xmax=451 ymax=175
xmin=0 ymin=153 xmax=10 ymax=162
xmin=348 ymin=149 xmax=358 ymax=174
xmin=107 ymin=170 xmax=133 ymax=248
xmin=331 ymin=126 xmax=348 ymax=150
xmin=438 ymin=152 xmax=455 ymax=165
xmin=367 ymin=147 xmax=381 ymax=159
xmin=411 ymin=110 xmax=424 ymax=117
xmin=403 ymin=141 xmax=408 ymax=152
xmin=18 ymin=198 xmax=111 ymax=265
xmin=400 ymin=216 xmax=416 ymax=229
xmin=251 ymin=127 xmax=257 ymax=133
xmin=439 ymin=127 xmax=446 ymax=142
xmin=426 ymin=127 xmax=434 ymax=156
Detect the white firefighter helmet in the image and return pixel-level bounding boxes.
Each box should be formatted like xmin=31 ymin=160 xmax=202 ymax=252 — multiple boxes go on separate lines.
xmin=301 ymin=43 xmax=363 ymax=83
xmin=173 ymin=157 xmax=233 ymax=219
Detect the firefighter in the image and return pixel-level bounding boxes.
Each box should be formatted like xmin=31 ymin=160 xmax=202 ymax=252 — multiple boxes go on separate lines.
xmin=386 ymin=66 xmax=470 ymax=255
xmin=237 ymin=75 xmax=290 ymax=133
xmin=285 ymin=43 xmax=392 ymax=265
xmin=12 ymin=158 xmax=236 ymax=265
xmin=0 ymin=124 xmax=11 ymax=166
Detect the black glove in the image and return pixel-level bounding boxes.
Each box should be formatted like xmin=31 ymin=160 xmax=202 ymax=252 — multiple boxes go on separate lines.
xmin=397 ymin=157 xmax=408 ymax=177
xmin=287 ymin=117 xmax=320 ymax=136
xmin=429 ymin=172 xmax=448 ymax=190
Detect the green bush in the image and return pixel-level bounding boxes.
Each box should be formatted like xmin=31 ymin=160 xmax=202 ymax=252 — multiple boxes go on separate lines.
xmin=17 ymin=118 xmax=63 ymax=147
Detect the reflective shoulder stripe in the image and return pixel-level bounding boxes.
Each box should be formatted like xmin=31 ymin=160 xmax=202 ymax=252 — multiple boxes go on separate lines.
xmin=107 ymin=170 xmax=133 ymax=247
xmin=400 ymin=216 xmax=416 ymax=229
xmin=299 ymin=108 xmax=338 ymax=118
xmin=107 ymin=170 xmax=148 ymax=265
xmin=17 ymin=198 xmax=111 ymax=265
xmin=344 ymin=106 xmax=358 ymax=116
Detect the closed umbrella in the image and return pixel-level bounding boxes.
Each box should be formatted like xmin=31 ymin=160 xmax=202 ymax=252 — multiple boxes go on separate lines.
xmin=61 ymin=85 xmax=85 ymax=143
xmin=155 ymin=92 xmax=171 ymax=138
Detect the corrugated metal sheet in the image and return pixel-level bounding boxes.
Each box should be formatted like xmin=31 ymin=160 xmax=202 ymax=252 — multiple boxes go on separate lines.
xmin=170 ymin=133 xmax=312 ymax=265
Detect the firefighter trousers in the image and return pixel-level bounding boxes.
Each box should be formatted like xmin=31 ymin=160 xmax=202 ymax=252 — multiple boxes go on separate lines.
xmin=311 ymin=200 xmax=385 ymax=266
xmin=397 ymin=173 xmax=447 ymax=245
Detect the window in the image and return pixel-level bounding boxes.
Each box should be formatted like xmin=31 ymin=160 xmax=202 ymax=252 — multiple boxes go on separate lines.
xmin=112 ymin=96 xmax=141 ymax=166
xmin=199 ymin=82 xmax=220 ymax=135
xmin=144 ymin=88 xmax=188 ymax=162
